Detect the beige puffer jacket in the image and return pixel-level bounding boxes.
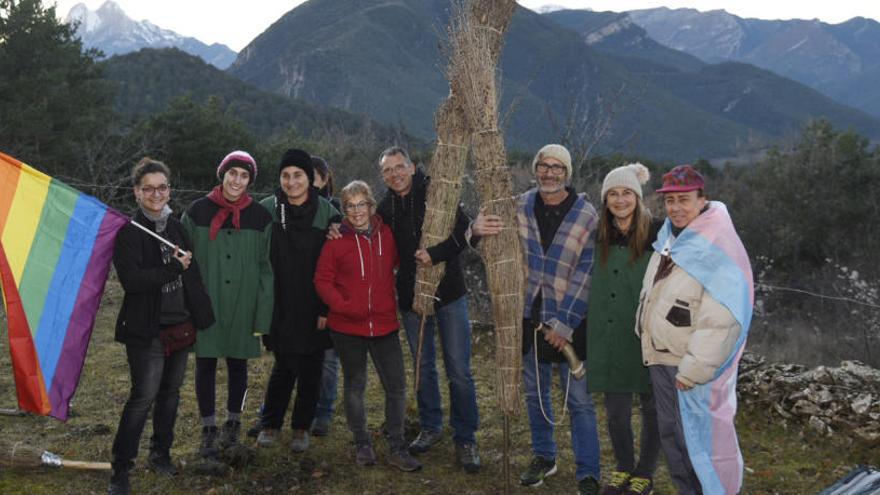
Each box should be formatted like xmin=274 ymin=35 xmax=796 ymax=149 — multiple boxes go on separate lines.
xmin=635 ymin=251 xmax=741 ymax=387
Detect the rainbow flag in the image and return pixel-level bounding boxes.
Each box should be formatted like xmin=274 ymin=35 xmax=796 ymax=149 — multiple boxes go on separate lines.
xmin=653 ymin=201 xmax=753 ymax=494
xmin=0 ymin=152 xmax=128 ymax=421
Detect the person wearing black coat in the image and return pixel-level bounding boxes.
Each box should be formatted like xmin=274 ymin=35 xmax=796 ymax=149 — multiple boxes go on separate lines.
xmin=109 ymin=158 xmax=214 ymax=495
xmin=376 ymin=146 xmax=480 ymax=473
xmin=254 ymin=149 xmax=342 ymax=452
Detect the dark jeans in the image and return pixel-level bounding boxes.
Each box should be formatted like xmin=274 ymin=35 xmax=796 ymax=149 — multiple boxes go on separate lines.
xmin=330 ymin=330 xmax=406 ymax=450
xmin=650 ymin=365 xmax=703 ymax=494
xmin=261 ymin=351 xmax=324 ymax=430
xmin=314 ymin=348 xmax=340 ymax=422
xmin=401 ymin=296 xmax=479 ymax=444
xmin=195 ymin=357 xmax=248 ymax=418
xmin=111 ymin=338 xmax=188 ymax=468
xmin=604 ymin=392 xmax=661 ymax=478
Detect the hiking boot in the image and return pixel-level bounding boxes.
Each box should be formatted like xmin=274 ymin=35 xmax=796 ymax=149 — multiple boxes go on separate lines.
xmin=219 ymin=419 xmax=241 ymax=450
xmin=199 ymin=426 xmax=220 ymax=459
xmin=578 ymin=476 xmax=600 ymax=495
xmin=290 ymin=429 xmax=310 ymax=453
xmin=625 ymin=476 xmax=654 ymax=495
xmin=107 ymin=466 xmax=130 ymax=495
xmin=601 ymin=470 xmax=631 ymax=494
xmin=310 ymin=416 xmax=331 ymax=437
xmin=147 ymin=450 xmax=179 ymax=476
xmin=355 ymin=444 xmax=376 ymax=467
xmin=388 ymin=448 xmax=422 ymax=472
xmin=256 ymin=428 xmax=279 ymax=447
xmin=520 ymin=456 xmax=557 ymax=487
xmin=407 ymin=429 xmax=442 ymax=455
xmin=455 ymin=442 xmax=481 ymax=474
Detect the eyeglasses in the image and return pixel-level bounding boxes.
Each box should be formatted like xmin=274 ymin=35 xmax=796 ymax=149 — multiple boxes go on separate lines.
xmin=381 ymin=163 xmax=410 ymax=177
xmin=344 ymin=201 xmax=370 ymax=212
xmin=535 ymin=162 xmax=567 ymax=175
xmin=140 ymin=184 xmax=170 ymax=195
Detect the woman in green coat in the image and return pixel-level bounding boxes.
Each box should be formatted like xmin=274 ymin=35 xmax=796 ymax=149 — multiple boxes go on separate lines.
xmin=585 ymin=163 xmax=661 ymax=495
xmin=182 ymin=150 xmax=274 ymax=460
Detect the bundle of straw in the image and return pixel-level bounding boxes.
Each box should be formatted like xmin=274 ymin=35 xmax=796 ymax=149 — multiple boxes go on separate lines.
xmin=0 ymin=439 xmax=111 ymax=470
xmin=448 ymin=0 xmax=521 ymax=415
xmin=411 ymin=98 xmax=471 ymax=317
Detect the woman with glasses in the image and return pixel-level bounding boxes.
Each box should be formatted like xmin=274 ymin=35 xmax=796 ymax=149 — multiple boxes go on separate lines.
xmin=314 ymin=180 xmax=421 ymax=472
xmin=109 ymin=158 xmax=214 ymax=495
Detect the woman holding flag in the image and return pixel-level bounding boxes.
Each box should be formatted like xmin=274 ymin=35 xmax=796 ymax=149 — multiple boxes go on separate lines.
xmin=110 ymin=158 xmax=215 ymax=495
xmin=635 ymin=165 xmax=753 ymax=494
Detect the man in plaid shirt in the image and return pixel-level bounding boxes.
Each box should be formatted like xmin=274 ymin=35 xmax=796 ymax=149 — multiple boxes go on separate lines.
xmin=473 ymin=144 xmax=601 ymax=495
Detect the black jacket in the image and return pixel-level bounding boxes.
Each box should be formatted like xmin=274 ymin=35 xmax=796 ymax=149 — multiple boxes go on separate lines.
xmin=113 ymin=210 xmax=215 ymax=347
xmin=263 ymin=189 xmax=341 ymax=355
xmin=377 ymin=170 xmax=471 ymax=312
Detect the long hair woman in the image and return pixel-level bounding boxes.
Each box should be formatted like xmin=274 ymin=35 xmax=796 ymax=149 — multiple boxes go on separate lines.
xmin=585 ymin=163 xmax=662 ymax=495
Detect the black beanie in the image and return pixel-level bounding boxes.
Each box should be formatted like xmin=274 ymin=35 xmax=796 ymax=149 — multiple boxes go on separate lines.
xmin=278 ymin=148 xmax=314 ymax=185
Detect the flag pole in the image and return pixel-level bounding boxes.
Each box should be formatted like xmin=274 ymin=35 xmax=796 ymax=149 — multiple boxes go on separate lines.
xmin=129 ymin=220 xmax=190 ymax=257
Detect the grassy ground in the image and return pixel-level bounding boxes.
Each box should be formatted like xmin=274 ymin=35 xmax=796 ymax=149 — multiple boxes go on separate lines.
xmin=0 ymin=277 xmax=878 ymax=494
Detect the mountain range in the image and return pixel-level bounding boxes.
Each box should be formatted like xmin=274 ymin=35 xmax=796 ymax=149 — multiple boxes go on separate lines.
xmin=72 ymin=0 xmax=880 ymax=160
xmin=65 ymin=1 xmax=237 ymax=69
xmin=227 ymin=0 xmax=880 ymax=159
xmin=625 ymin=7 xmax=880 ymax=119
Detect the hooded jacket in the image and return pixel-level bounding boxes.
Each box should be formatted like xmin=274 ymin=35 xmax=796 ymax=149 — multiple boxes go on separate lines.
xmin=260 ymin=188 xmax=341 ymax=355
xmin=376 ymin=169 xmax=471 ymax=312
xmin=314 ymin=215 xmax=399 ymax=338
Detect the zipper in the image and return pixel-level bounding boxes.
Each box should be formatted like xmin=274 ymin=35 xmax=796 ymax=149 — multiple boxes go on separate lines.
xmin=366 ymin=233 xmax=374 ymax=337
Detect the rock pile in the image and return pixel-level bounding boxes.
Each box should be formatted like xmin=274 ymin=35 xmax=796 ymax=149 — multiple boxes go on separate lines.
xmin=738 ymin=352 xmax=880 ymax=445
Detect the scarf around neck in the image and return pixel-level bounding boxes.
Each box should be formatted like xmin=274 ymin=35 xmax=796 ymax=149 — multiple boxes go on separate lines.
xmin=139 ymin=204 xmax=173 ymax=233
xmin=207 ymin=185 xmax=253 ymax=240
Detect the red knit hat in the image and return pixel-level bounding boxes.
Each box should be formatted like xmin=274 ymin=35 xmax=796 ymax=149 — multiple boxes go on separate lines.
xmin=656 ymin=165 xmax=704 ymax=193
xmin=217 ymin=150 xmax=257 ymax=182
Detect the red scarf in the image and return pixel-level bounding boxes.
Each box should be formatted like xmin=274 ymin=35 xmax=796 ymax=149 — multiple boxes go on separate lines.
xmin=207 ymin=186 xmax=253 ymax=240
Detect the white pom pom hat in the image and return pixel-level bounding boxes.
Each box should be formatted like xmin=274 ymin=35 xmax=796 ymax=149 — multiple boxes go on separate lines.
xmin=601 ymin=162 xmax=651 ymax=201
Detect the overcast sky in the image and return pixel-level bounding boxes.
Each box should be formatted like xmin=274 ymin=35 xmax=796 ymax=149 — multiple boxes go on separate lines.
xmin=53 ymin=0 xmax=880 ymax=52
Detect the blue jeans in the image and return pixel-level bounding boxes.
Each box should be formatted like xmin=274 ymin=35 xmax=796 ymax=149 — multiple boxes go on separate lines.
xmin=523 ymin=347 xmax=600 ymax=481
xmin=111 ymin=337 xmax=188 ymax=468
xmin=314 ymin=348 xmax=339 ymax=421
xmin=401 ymin=296 xmax=479 ymax=445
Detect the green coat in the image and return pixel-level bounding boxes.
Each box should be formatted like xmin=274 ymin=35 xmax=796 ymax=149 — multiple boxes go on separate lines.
xmin=182 ymin=196 xmax=274 ymax=359
xmin=586 ymin=243 xmax=652 ymax=393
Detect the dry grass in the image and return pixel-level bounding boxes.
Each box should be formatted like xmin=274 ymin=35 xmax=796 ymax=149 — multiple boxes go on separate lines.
xmin=0 ymin=276 xmax=877 ymax=493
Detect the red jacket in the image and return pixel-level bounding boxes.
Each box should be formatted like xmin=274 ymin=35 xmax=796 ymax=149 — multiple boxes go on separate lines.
xmin=315 ymin=216 xmax=399 ymax=338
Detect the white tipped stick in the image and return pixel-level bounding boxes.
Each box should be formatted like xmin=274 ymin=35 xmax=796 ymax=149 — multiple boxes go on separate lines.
xmin=129 ymin=220 xmax=190 ymax=257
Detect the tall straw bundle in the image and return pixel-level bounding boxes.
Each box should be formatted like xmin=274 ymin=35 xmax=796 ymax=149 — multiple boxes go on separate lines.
xmin=411 ymin=97 xmax=470 ymax=316
xmin=448 ymin=0 xmax=521 ymax=415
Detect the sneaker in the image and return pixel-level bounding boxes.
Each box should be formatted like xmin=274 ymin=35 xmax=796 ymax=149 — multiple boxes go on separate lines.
xmin=601 ymin=471 xmax=631 ymax=495
xmin=246 ymin=420 xmax=262 ymax=439
xmin=107 ymin=467 xmax=130 ymax=495
xmin=407 ymin=429 xmax=442 ymax=455
xmin=578 ymin=476 xmax=600 ymax=495
xmin=625 ymin=477 xmax=653 ymax=495
xmin=147 ymin=450 xmax=179 ymax=476
xmin=355 ymin=444 xmax=376 ymax=467
xmin=256 ymin=428 xmax=279 ymax=447
xmin=455 ymin=442 xmax=481 ymax=474
xmin=290 ymin=429 xmax=310 ymax=453
xmin=199 ymin=425 xmax=220 ymax=459
xmin=310 ymin=417 xmax=331 ymax=437
xmin=388 ymin=448 xmax=422 ymax=472
xmin=520 ymin=456 xmax=557 ymax=487
xmin=219 ymin=419 xmax=241 ymax=450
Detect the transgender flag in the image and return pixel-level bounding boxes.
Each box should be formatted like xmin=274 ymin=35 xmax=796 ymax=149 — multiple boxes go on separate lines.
xmin=0 ymin=151 xmax=128 ymax=421
xmin=653 ymin=201 xmax=754 ymax=494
